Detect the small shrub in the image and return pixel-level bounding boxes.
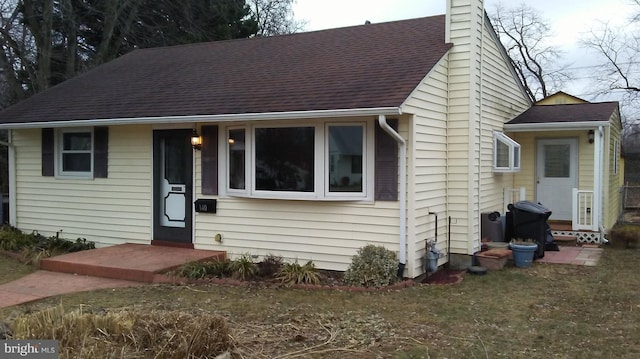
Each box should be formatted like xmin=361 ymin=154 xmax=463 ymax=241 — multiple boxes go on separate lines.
xmin=277 ymin=260 xmax=320 ymax=286
xmin=229 ymin=254 xmax=258 ymax=280
xmin=207 ymin=258 xmax=231 ymax=277
xmin=0 ymin=226 xmax=95 ymax=257
xmin=20 ymin=247 xmax=54 ymax=267
xmin=257 ymin=254 xmax=284 ymax=278
xmin=343 ymin=245 xmax=398 ymax=288
xmin=175 ymin=261 xmax=210 ymax=279
xmin=174 ymin=258 xmax=231 ymax=279
xmin=607 ymin=224 xmax=640 ymax=249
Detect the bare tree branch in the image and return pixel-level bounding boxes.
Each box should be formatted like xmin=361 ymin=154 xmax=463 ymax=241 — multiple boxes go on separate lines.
xmin=490 ymin=3 xmax=572 ymax=101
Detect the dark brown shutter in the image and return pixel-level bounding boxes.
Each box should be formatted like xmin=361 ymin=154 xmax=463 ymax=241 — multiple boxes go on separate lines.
xmin=201 ymin=125 xmax=218 ymax=195
xmin=93 ymin=127 xmax=108 ymax=178
xmin=41 ymin=128 xmax=54 ymax=177
xmin=375 ymin=119 xmax=399 ymax=201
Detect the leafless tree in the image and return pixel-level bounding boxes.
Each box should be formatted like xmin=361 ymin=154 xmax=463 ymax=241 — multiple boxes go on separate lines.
xmin=490 ymin=3 xmax=572 ymax=101
xmin=580 ymin=0 xmax=640 ymax=162
xmin=582 ymin=1 xmax=640 ymax=130
xmin=247 ymin=0 xmax=305 ymax=36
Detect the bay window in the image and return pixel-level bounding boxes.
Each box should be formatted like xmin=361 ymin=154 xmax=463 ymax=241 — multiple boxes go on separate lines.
xmin=493 ymin=131 xmax=520 ymax=172
xmin=225 ymin=121 xmax=370 ymax=200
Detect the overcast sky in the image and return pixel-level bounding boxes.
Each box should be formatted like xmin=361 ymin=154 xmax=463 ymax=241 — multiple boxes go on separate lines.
xmin=292 ymin=0 xmax=637 ymax=105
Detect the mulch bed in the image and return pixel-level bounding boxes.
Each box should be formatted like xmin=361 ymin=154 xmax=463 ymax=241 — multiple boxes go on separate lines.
xmin=421 ymin=269 xmax=466 ymax=285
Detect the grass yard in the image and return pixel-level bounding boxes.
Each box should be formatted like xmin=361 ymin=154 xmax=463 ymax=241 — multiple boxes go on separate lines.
xmin=0 ymin=252 xmax=34 ymax=284
xmin=1 ymin=247 xmax=640 ymax=358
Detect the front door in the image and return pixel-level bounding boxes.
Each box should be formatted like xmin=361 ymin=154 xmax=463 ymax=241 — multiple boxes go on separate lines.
xmin=536 ymin=138 xmax=578 ymax=220
xmin=153 ymin=130 xmax=193 ymax=244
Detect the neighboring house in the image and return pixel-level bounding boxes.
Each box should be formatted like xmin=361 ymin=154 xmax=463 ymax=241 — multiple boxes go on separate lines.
xmin=506 ymin=91 xmax=623 ymax=242
xmin=0 ymin=0 xmax=620 ymax=278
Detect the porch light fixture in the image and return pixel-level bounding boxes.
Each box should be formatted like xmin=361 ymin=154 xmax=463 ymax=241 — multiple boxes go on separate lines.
xmin=588 ymin=130 xmax=594 ymax=144
xmin=191 ymin=130 xmax=202 ymax=150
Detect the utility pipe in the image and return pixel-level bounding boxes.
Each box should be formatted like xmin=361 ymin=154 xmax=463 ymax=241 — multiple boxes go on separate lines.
xmin=378 ymin=115 xmax=407 ymax=267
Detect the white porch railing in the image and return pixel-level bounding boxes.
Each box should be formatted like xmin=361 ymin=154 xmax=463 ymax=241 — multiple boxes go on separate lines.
xmin=504 ymin=187 xmax=526 ymax=213
xmin=572 ymin=188 xmax=595 ymax=231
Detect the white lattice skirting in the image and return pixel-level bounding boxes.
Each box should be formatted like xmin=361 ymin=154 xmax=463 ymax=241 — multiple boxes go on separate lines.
xmin=552 ymin=230 xmax=602 ymax=244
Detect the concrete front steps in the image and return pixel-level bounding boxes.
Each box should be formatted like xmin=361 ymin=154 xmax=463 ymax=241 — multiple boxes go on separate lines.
xmin=40 ymin=243 xmax=225 ymax=283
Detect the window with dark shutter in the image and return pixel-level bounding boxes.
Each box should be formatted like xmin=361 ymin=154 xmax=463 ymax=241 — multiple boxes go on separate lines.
xmin=42 ymin=126 xmax=109 ymax=178
xmin=374 ymin=119 xmax=399 ymax=201
xmin=41 ymin=128 xmax=55 ymax=177
xmin=201 ymin=126 xmax=218 ymax=195
xmin=93 ymin=127 xmax=108 ymax=178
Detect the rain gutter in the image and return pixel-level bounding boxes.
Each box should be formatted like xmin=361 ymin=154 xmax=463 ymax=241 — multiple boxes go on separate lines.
xmin=0 ymin=107 xmax=403 ymax=129
xmin=505 ymin=121 xmax=610 ymax=132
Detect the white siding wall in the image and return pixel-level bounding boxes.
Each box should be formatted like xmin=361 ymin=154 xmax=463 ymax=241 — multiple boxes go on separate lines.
xmin=13 ymin=126 xmax=152 ymax=246
xmin=402 ymin=58 xmax=449 ymax=277
xmin=194 ymin=118 xmax=404 ymax=272
xmin=478 ymin=17 xmax=530 ymax=215
xmin=446 ymin=0 xmax=530 ymax=257
xmin=447 ymin=0 xmax=484 ymax=255
xmin=606 ymin=112 xmax=623 ymax=229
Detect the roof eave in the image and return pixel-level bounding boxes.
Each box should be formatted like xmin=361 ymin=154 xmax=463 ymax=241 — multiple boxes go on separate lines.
xmin=504 ymin=121 xmax=611 ymax=132
xmin=0 ymin=107 xmax=403 ymax=129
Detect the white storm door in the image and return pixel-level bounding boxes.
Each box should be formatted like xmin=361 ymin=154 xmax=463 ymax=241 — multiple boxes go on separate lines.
xmin=536 ymin=138 xmax=578 ymax=220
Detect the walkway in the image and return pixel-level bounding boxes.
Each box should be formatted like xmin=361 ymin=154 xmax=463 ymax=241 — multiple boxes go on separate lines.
xmin=536 ymin=246 xmax=603 ymax=266
xmin=0 ymin=243 xmax=225 ymax=309
xmin=0 ymin=271 xmax=142 ymax=308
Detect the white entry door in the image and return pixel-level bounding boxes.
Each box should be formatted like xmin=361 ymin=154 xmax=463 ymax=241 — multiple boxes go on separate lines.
xmin=536 ymin=138 xmax=578 ymax=220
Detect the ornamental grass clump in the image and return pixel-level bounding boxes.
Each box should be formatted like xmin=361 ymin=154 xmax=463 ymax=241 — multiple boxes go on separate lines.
xmin=344 ymin=244 xmax=398 ymax=287
xmin=276 ymin=260 xmax=320 ymax=286
xmin=10 ymin=305 xmax=232 ymax=358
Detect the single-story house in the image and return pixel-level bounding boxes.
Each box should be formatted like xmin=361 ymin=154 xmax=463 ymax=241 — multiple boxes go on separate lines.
xmin=0 ymin=0 xmax=622 ymax=277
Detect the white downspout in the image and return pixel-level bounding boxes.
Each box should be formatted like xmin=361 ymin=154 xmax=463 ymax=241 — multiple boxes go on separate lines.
xmin=596 ymin=126 xmax=604 ymax=233
xmin=378 ymin=114 xmax=407 ymax=267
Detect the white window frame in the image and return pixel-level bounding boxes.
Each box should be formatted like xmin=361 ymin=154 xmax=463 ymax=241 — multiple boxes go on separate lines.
xmin=325 ymin=122 xmax=369 ymax=199
xmin=222 ymin=120 xmax=374 ymax=201
xmin=493 ymin=131 xmax=520 ymax=173
xmin=56 ymin=128 xmax=94 ymax=178
xmin=226 ymin=126 xmax=250 ymax=195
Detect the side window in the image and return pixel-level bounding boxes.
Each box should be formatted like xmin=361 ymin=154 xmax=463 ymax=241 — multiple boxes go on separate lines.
xmin=58 ymin=129 xmax=93 ymax=177
xmin=494 ymin=132 xmax=520 ymax=172
xmin=327 ymin=124 xmax=364 ymax=194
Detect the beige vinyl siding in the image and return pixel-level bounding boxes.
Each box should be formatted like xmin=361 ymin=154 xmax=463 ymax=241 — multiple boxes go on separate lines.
xmin=512 ymin=131 xmax=595 ymax=201
xmin=511 ymin=134 xmax=535 ymax=199
xmin=447 ymin=0 xmax=483 ymax=256
xmin=606 ymin=113 xmax=623 ymax=229
xmin=13 ymin=126 xmax=152 ymax=246
xmin=401 ymin=57 xmax=449 ymax=277
xmin=193 ymin=118 xmax=403 ymax=273
xmin=194 ymin=199 xmax=400 ymax=271
xmin=478 ymin=17 xmax=530 ymax=215
xmin=446 ymin=0 xmax=530 ymax=256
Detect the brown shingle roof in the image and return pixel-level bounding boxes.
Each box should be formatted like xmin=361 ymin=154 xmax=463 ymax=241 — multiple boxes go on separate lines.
xmin=0 ymin=15 xmax=451 ymax=126
xmin=506 ymin=102 xmax=619 ymax=125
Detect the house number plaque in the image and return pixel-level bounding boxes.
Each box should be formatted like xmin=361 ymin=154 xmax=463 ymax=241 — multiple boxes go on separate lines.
xmin=194 ymin=199 xmax=217 ymax=213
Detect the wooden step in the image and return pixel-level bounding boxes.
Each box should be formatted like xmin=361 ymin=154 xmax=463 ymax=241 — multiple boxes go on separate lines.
xmin=554 ymin=235 xmax=578 ymax=246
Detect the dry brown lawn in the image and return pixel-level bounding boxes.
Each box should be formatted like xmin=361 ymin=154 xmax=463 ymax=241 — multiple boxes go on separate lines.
xmin=1 ymin=247 xmax=640 ymax=358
